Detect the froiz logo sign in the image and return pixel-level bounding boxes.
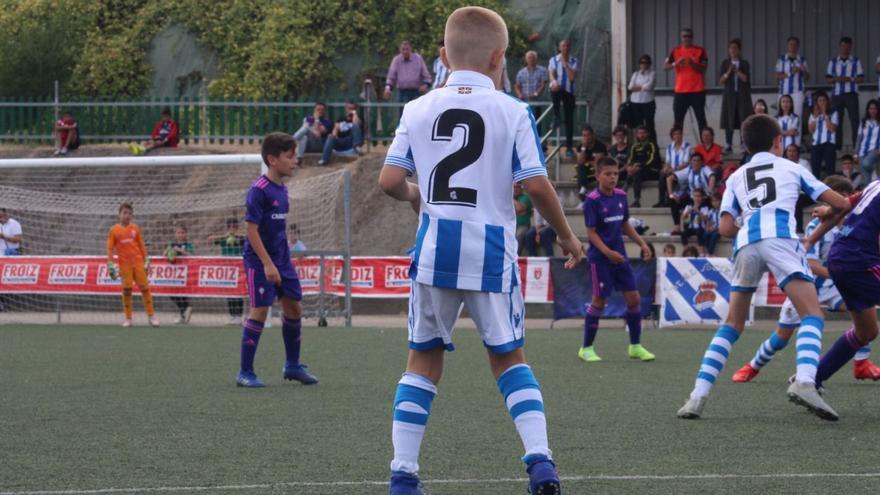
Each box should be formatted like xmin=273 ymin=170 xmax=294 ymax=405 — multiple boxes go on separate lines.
xmin=296 ymin=264 xmax=321 ymax=288
xmin=1 ymin=263 xmax=40 ymax=284
xmin=384 ymin=264 xmax=410 ymax=288
xmin=48 ymin=264 xmax=88 ymax=285
xmin=97 ymin=264 xmax=120 ymax=286
xmin=198 ymin=266 xmax=239 ymax=288
xmin=331 ymin=265 xmax=374 ymax=288
xmin=149 ymin=264 xmax=187 ymax=287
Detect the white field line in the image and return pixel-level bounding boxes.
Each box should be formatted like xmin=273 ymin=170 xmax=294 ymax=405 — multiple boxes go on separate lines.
xmin=4 ymin=472 xmax=880 ymax=495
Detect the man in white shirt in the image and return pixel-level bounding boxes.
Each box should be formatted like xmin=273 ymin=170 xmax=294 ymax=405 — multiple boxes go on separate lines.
xmin=0 ymin=209 xmax=22 ymax=256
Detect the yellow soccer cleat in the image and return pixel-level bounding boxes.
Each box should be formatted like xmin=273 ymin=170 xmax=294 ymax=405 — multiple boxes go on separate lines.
xmin=628 ymin=344 xmax=656 ymax=361
xmin=578 ymin=346 xmax=602 ymax=362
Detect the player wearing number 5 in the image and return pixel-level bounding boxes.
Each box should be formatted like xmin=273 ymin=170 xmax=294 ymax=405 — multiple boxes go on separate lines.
xmin=379 ymin=7 xmax=584 ymax=495
xmin=677 ymin=114 xmax=850 ymax=421
xmin=106 ymin=203 xmax=159 ymax=328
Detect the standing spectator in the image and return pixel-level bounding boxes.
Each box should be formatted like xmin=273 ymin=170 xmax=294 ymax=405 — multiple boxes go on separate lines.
xmin=515 ymin=50 xmax=549 ymax=135
xmin=52 ymin=111 xmax=80 ymax=156
xmin=132 ymin=108 xmax=179 ymax=155
xmin=432 ymin=38 xmax=450 ymax=89
xmin=664 ymin=27 xmax=708 ymax=130
xmin=513 ymin=183 xmax=533 ymax=255
xmin=719 ymin=39 xmax=753 ymax=153
xmin=575 ymin=125 xmax=607 ymax=197
xmin=501 ymin=57 xmax=512 ymax=94
xmin=208 ymin=218 xmax=246 ymax=325
xmin=628 ymin=54 xmax=656 ymax=141
xmin=319 ymin=101 xmax=363 ymax=165
xmin=702 ymin=193 xmax=722 ymax=256
xmin=777 ymin=94 xmax=801 ymax=151
xmin=657 ymin=125 xmax=692 ymax=207
xmin=293 ymin=102 xmax=333 ymax=163
xmin=288 ymin=224 xmax=307 ymax=259
xmin=809 ymin=91 xmax=839 ymax=178
xmin=679 ymin=188 xmax=706 ymax=250
xmin=856 ymin=99 xmax=880 ymax=187
xmin=166 ymin=225 xmax=194 ymax=325
xmin=624 ymin=125 xmax=661 ymax=208
xmin=609 ymin=126 xmax=630 ymax=182
xmin=548 ymin=40 xmax=579 ymax=157
xmin=839 ymin=154 xmax=861 ymax=186
xmin=0 ymin=209 xmax=22 ymax=255
xmin=693 ymin=127 xmax=722 ymax=171
xmin=666 ymin=153 xmax=714 ymax=229
xmin=526 ymin=210 xmax=556 ymax=257
xmin=383 ymin=40 xmax=431 ymax=108
xmin=786 ymin=144 xmax=812 ymax=233
xmin=775 ymin=36 xmax=810 ymax=120
xmin=826 ymin=36 xmax=864 ymax=149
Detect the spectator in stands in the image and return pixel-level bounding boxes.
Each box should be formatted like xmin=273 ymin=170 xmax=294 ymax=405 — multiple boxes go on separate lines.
xmin=856 ymin=99 xmax=880 ymax=187
xmin=657 ymin=125 xmax=692 ymax=207
xmin=624 ymin=125 xmax=660 ymax=208
xmin=664 ymin=27 xmax=708 ymax=131
xmin=52 ymin=111 xmax=80 ymax=156
xmin=167 ymin=225 xmax=194 ymax=324
xmin=752 ymin=99 xmax=769 ymax=115
xmin=809 ymin=90 xmax=839 ymax=178
xmin=288 ymin=224 xmax=306 ymax=258
xmin=134 ymin=108 xmax=179 ymax=155
xmin=628 ymin=54 xmax=656 ymax=142
xmin=693 ymin=126 xmax=722 ymax=169
xmin=719 ymin=38 xmax=753 ymax=154
xmin=702 ymin=193 xmax=721 ymax=255
xmin=777 ymin=94 xmax=801 ymax=151
xmin=0 ymin=209 xmax=22 ymax=256
xmin=786 ymin=143 xmax=811 ymax=171
xmin=319 ymin=101 xmax=363 ymax=165
xmin=775 ymin=36 xmax=810 ymax=121
xmin=501 ymin=57 xmax=512 ymax=94
xmin=786 ymin=144 xmax=812 ymax=233
xmin=667 ymin=153 xmax=713 ymax=231
xmin=293 ymin=102 xmax=332 ymax=163
xmin=826 ymin=36 xmax=864 ymax=149
xmin=679 ymin=188 xmax=706 ymax=251
xmin=663 ymin=244 xmax=676 ymax=257
xmin=208 ymin=218 xmax=245 ymax=325
xmin=609 ymin=126 xmax=630 ymax=183
xmin=681 ymin=245 xmax=699 ymax=258
xmin=383 ymin=40 xmax=431 ymax=106
xmin=548 ymin=40 xmax=579 ymax=157
xmin=839 ymin=154 xmax=860 ymax=186
xmin=526 ymin=210 xmax=556 ymax=257
xmin=575 ymin=125 xmax=607 ymax=198
xmin=432 ymin=38 xmax=450 ymax=90
xmin=515 ymin=50 xmax=549 ymax=135
xmin=513 ymin=183 xmax=533 ymax=255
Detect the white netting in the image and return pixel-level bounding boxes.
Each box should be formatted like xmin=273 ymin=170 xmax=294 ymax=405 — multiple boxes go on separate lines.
xmin=0 ymin=157 xmax=350 ymax=326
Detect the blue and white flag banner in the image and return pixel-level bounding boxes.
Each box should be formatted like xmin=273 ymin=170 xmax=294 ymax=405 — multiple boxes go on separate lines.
xmin=656 ymin=257 xmax=754 ymax=328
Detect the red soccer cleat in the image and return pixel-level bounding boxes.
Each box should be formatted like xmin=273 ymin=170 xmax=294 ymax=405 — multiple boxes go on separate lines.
xmin=853 ymin=359 xmax=880 ymax=381
xmin=732 ymin=363 xmax=760 ymax=383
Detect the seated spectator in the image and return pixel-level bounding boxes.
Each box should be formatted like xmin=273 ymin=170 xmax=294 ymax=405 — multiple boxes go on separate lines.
xmin=293 ymin=102 xmax=333 ymax=162
xmin=131 ymin=108 xmax=179 ymax=155
xmin=0 ymin=208 xmax=23 ymax=255
xmin=319 ymin=101 xmax=363 ymax=165
xmin=575 ymin=125 xmax=607 ymax=198
xmin=53 ymin=111 xmax=80 ymax=156
xmin=693 ymin=126 xmax=722 ymax=169
xmin=856 ymin=99 xmax=880 ymax=187
xmin=166 ymin=225 xmax=194 ymax=324
xmin=624 ymin=125 xmax=660 ymax=207
xmin=513 ymin=183 xmax=533 ymax=255
xmin=715 ymin=160 xmax=739 ymax=195
xmin=839 ymin=154 xmax=860 ymax=185
xmin=526 ymin=211 xmax=556 ymax=257
xmin=786 ymin=144 xmax=812 ymax=233
xmin=680 ymin=188 xmax=706 ymax=249
xmin=702 ymin=193 xmax=722 ymax=255
xmin=657 ymin=125 xmax=692 ymax=207
xmin=753 ymin=99 xmax=769 ymax=115
xmin=608 ymin=126 xmax=630 ymax=184
xmin=681 ymin=245 xmax=700 ymax=257
xmin=666 ymin=153 xmax=714 ymax=231
xmin=662 ymin=243 xmax=676 ymax=257
xmin=288 ymin=224 xmax=307 ymax=258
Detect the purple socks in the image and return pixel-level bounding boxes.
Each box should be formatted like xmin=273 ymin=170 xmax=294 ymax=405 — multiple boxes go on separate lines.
xmin=240 ymin=319 xmax=265 ymax=372
xmin=816 ymin=328 xmax=864 ymax=387
xmin=282 ymin=316 xmax=303 ymax=366
xmin=625 ymin=308 xmax=642 ymax=345
xmin=583 ymin=305 xmax=602 ymax=347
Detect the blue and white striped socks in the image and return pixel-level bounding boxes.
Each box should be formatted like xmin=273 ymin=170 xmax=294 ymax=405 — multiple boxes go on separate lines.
xmin=497 ymin=364 xmax=551 ymax=461
xmin=795 ymin=315 xmax=824 ymax=384
xmin=390 ymin=373 xmax=437 ymax=475
xmin=692 ymin=324 xmax=740 ymax=399
xmin=750 ymin=332 xmax=789 ymax=370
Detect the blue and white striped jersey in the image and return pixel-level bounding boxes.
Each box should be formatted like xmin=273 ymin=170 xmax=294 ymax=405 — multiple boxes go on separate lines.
xmin=432 ymin=57 xmax=449 ymax=90
xmin=721 ymin=152 xmax=829 ymax=255
xmin=665 ymin=142 xmax=692 ymax=170
xmin=775 ymin=54 xmax=808 ymax=95
xmin=826 ymin=56 xmax=864 ymax=95
xmin=548 ymin=54 xmax=578 ymax=94
xmin=857 ymin=119 xmax=880 ymax=157
xmin=804 ymin=217 xmax=839 ymax=290
xmin=810 ymin=112 xmax=839 ymax=145
xmin=777 ymin=114 xmax=800 ymax=149
xmin=384 ymin=70 xmax=546 ymax=293
xmin=673 ymin=165 xmax=713 ymax=197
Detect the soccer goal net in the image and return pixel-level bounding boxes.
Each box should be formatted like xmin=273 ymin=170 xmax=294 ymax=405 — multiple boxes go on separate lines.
xmin=0 ymin=155 xmax=351 ymax=327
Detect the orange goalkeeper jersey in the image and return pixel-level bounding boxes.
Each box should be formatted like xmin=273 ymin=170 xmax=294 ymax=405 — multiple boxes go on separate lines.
xmin=107 ymin=223 xmax=147 ymax=266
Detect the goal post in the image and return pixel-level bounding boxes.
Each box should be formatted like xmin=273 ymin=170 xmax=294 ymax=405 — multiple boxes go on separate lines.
xmin=0 ymin=154 xmax=352 ymax=327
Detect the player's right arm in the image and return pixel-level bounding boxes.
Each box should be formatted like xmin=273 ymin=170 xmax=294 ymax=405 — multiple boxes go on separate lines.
xmin=718 ymin=181 xmax=741 ymax=238
xmin=523 ymin=176 xmax=584 ymax=268
xmin=106 ymin=227 xmax=116 ymax=262
xmin=380 ymin=112 xmax=421 ymax=213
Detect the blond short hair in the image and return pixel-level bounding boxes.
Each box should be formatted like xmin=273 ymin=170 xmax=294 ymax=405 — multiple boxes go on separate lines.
xmin=444 ymin=6 xmax=508 ymax=71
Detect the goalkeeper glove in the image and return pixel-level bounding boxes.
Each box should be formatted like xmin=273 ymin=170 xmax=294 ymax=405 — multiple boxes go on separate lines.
xmin=145 ymin=258 xmax=151 ymax=273
xmin=107 ymin=262 xmax=118 ymax=281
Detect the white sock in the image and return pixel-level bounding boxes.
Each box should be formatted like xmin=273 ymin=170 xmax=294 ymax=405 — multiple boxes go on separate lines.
xmin=691 ymin=325 xmax=739 ymax=399
xmin=795 ymin=316 xmax=824 ymax=384
xmin=497 ymin=364 xmax=551 ymax=461
xmin=855 ymin=345 xmax=871 ymax=361
xmin=390 ymin=373 xmax=437 ymax=474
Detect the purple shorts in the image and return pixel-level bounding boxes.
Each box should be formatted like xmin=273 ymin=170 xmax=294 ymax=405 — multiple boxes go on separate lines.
xmin=244 ymin=259 xmax=302 ymax=308
xmin=829 ymin=266 xmax=880 ymax=313
xmin=590 ymin=260 xmax=637 ymax=299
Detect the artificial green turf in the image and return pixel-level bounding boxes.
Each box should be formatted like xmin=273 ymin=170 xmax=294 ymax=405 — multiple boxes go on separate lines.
xmin=1 ymin=324 xmax=879 ymax=494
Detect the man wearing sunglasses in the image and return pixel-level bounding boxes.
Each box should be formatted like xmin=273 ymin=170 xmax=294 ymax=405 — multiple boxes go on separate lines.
xmin=665 ymin=28 xmax=708 ymax=132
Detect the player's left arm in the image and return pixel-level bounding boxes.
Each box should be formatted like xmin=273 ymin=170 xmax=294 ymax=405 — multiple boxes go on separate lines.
xmin=622 ymin=221 xmax=652 ymax=260
xmin=136 ymin=227 xmax=150 ymax=270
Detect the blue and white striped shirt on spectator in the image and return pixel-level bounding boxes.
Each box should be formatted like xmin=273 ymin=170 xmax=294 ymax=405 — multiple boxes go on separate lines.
xmin=776 ymin=54 xmax=808 ymax=95
xmin=548 ymin=54 xmax=578 ymax=94
xmin=777 ymin=114 xmax=801 ymax=149
xmin=665 ymin=142 xmax=692 ymax=170
xmin=826 ymin=56 xmax=864 ymax=95
xmin=810 ymin=112 xmax=839 ymax=145
xmin=857 ymin=120 xmax=880 ymax=157
xmin=432 ymin=57 xmax=449 ymax=90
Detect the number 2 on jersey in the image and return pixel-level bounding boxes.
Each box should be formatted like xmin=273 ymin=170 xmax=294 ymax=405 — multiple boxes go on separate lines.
xmin=745 ymin=164 xmax=777 ymax=208
xmin=428 ymin=109 xmax=485 ymax=207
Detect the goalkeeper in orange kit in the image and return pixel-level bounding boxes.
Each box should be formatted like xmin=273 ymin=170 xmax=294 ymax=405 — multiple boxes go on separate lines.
xmin=107 ymin=203 xmax=159 ymax=328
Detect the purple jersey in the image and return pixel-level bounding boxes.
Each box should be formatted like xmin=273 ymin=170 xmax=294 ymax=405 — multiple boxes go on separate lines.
xmin=583 ymin=187 xmax=629 ymax=263
xmin=828 ymin=180 xmax=880 ymax=271
xmin=243 ymin=175 xmax=292 ymax=268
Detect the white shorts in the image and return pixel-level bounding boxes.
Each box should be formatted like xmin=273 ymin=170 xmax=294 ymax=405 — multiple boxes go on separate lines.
xmin=407 ymin=281 xmax=525 ymax=354
xmin=731 ymin=238 xmax=813 ymax=293
xmin=777 ymin=284 xmax=845 ymax=328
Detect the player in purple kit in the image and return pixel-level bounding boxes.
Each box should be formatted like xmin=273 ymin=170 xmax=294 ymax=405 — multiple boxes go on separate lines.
xmin=579 ymin=157 xmax=655 ymax=363
xmin=236 ymin=132 xmax=318 ymax=388
xmin=806 ymin=180 xmax=880 ymax=391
